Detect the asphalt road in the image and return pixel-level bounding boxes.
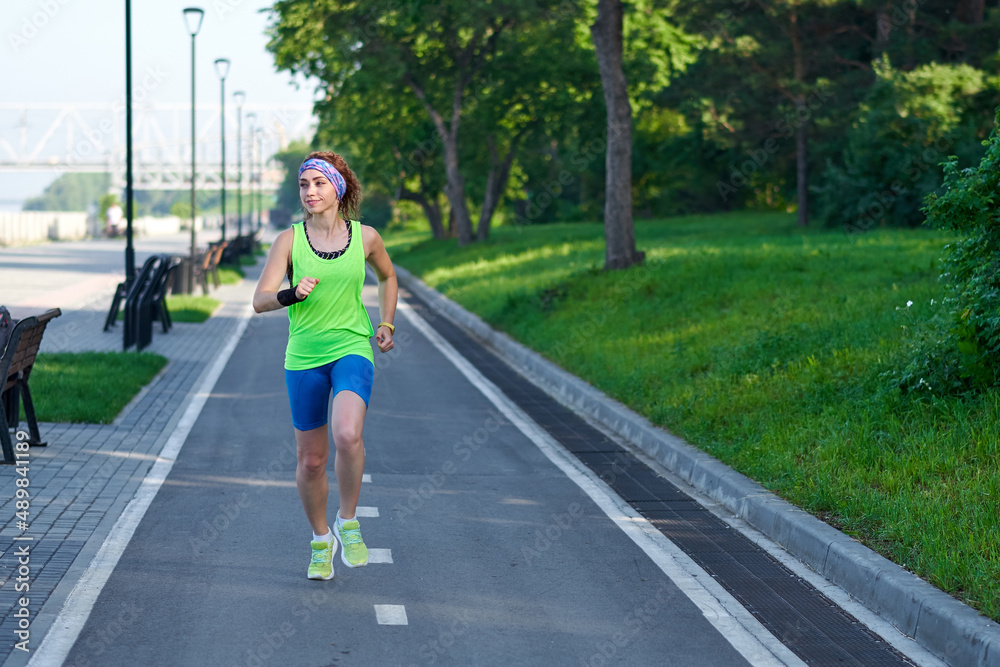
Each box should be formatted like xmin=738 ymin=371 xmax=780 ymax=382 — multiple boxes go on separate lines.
xmin=60 ymin=291 xmax=759 ymax=667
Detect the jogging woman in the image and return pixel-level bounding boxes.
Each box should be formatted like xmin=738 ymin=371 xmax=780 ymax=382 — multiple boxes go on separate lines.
xmin=253 ymin=151 xmax=397 ymax=580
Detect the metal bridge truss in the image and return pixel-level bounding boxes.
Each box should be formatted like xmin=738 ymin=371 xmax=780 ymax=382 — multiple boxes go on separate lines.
xmin=0 ymin=103 xmax=316 ymax=192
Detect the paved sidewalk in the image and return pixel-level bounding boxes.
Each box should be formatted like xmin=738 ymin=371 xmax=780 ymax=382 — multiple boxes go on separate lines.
xmin=0 ymin=233 xmax=270 ymax=664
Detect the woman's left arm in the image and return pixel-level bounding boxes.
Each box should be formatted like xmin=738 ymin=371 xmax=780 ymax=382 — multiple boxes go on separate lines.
xmin=363 ymin=225 xmax=397 ymax=353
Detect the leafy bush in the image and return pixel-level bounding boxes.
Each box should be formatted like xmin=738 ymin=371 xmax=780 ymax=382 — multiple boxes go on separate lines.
xmin=897 ymin=111 xmax=1000 ymax=394
xmin=817 ymin=59 xmax=997 ymax=232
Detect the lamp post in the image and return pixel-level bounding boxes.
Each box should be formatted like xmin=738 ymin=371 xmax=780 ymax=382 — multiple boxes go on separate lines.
xmin=182 ymin=7 xmax=204 ymax=294
xmin=214 ymin=58 xmax=230 ymax=242
xmin=255 ymin=128 xmax=264 ymax=232
xmin=124 ymin=0 xmax=135 ymax=289
xmin=246 ymin=112 xmax=256 ymax=238
xmin=233 ymin=90 xmax=245 ymax=243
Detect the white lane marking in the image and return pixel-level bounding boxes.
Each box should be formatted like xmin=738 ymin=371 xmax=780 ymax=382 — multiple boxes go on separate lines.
xmin=374 ymin=605 xmax=408 ymax=625
xmin=369 ymin=548 xmax=393 ymax=564
xmin=362 ymin=473 xmax=372 ymax=483
xmin=28 ymin=305 xmax=255 ymax=667
xmin=400 ymin=301 xmax=806 ymax=667
xmin=356 ymin=506 xmax=379 ymax=518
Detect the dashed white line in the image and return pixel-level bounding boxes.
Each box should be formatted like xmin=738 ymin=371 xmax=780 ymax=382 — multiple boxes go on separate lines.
xmin=356 ymin=506 xmax=379 ymax=518
xmin=362 ymin=473 xmax=372 ymax=483
xmin=369 ymin=548 xmax=393 ymax=564
xmin=374 ymin=605 xmax=408 ymax=625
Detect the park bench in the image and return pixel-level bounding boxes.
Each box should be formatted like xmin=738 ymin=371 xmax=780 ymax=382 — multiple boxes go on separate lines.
xmin=152 ymin=258 xmax=182 ymax=332
xmin=1 ymin=308 xmax=61 ymax=464
xmin=103 ymin=254 xmax=180 ymax=350
xmin=198 ymin=241 xmax=227 ymax=294
xmin=221 ymin=233 xmax=253 ymax=264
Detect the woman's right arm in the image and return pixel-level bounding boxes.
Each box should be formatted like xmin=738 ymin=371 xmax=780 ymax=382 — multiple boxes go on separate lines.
xmin=253 ymin=230 xmax=294 ymax=313
xmin=254 ymin=230 xmax=321 ymax=313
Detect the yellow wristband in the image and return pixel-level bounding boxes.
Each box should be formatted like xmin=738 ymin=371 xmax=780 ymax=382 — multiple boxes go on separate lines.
xmin=378 ymin=321 xmax=395 ymax=333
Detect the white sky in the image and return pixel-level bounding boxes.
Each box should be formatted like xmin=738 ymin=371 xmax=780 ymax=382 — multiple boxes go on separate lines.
xmin=1 ymin=0 xmax=319 ymax=204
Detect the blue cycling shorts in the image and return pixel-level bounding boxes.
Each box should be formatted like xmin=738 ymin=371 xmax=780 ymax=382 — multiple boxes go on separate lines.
xmin=284 ymin=354 xmax=375 ymax=431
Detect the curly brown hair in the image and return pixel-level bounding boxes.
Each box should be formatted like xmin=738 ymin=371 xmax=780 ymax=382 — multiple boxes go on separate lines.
xmin=301 ymin=151 xmax=362 ymax=221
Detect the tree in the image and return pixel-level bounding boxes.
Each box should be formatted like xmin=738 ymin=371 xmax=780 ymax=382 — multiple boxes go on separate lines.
xmin=463 ymin=12 xmax=600 ymax=240
xmin=266 ymin=0 xmax=581 ymax=246
xmin=816 ymin=59 xmax=998 ymax=231
xmin=591 ymin=0 xmax=644 ymax=268
xmin=23 ymin=172 xmax=110 ymax=212
xmin=309 ymin=41 xmax=451 ymax=240
xmin=498 ymin=0 xmax=696 ymax=226
xmin=672 ymin=0 xmax=872 ymax=226
xmin=273 ymin=139 xmax=313 ymax=223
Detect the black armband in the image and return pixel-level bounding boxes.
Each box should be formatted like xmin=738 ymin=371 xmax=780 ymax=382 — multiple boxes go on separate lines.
xmin=276 ymin=287 xmax=304 ymax=307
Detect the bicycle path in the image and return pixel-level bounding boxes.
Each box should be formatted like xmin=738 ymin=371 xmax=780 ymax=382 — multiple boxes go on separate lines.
xmin=51 ymin=300 xmax=760 ymax=667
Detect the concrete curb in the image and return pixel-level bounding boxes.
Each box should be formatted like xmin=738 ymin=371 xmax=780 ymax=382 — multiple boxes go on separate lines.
xmin=395 ymin=265 xmax=1000 ymax=667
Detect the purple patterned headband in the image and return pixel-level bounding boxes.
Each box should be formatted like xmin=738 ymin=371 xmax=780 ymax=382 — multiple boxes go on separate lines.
xmin=299 ymin=158 xmax=346 ymax=200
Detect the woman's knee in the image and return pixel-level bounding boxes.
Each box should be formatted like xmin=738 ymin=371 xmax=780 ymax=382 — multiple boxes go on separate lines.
xmin=298 ymin=452 xmax=328 ymax=476
xmin=296 ymin=431 xmax=329 ymax=475
xmin=330 ymin=421 xmax=363 ymax=453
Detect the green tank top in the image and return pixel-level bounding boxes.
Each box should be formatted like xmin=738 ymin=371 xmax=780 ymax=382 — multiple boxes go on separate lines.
xmin=285 ymin=219 xmax=375 ymax=370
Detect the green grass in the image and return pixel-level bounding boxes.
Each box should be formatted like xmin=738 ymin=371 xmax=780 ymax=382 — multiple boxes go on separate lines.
xmin=29 ymin=352 xmax=168 ymax=424
xmin=385 ymin=211 xmax=1000 ymax=620
xmin=217 ymin=266 xmax=243 ymax=285
xmin=116 ymin=296 xmax=221 ymax=323
xmin=167 ymin=294 xmax=222 ymax=323
xmin=164 ymin=295 xmax=221 ymax=323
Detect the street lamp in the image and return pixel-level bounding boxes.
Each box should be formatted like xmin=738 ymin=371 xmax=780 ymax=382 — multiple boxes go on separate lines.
xmin=255 ymin=128 xmax=264 ymax=232
xmin=233 ymin=90 xmax=245 ymax=243
xmin=183 ymin=6 xmax=204 ymax=294
xmin=246 ymin=111 xmax=256 ymax=238
xmin=124 ymin=0 xmax=135 ymax=289
xmin=214 ymin=58 xmax=230 ymax=243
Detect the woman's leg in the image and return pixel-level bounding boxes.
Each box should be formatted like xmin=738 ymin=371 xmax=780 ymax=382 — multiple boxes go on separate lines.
xmin=295 ymin=425 xmax=331 ymax=534
xmin=329 ymin=390 xmax=367 ymax=520
xmin=287 ymin=365 xmax=335 ymax=535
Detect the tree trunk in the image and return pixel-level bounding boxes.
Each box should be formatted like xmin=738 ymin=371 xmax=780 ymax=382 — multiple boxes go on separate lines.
xmin=795 ymin=98 xmax=809 ymax=227
xmin=398 ymin=187 xmax=445 ymax=240
xmin=790 ymin=8 xmax=809 ymax=226
xmin=905 ymin=4 xmax=917 ymax=69
xmin=425 ymin=195 xmax=444 ymax=240
xmin=477 ymin=135 xmax=520 ymax=242
xmin=590 ymin=0 xmax=643 ymax=271
xmin=875 ymin=3 xmax=892 ymax=44
xmin=404 ymin=73 xmax=475 ymax=245
xmin=958 ymin=0 xmax=984 ymax=23
xmin=443 ymin=137 xmax=474 ymax=245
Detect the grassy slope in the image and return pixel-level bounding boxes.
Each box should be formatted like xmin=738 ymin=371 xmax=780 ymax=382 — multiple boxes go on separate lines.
xmin=385 ymin=212 xmax=999 ymax=619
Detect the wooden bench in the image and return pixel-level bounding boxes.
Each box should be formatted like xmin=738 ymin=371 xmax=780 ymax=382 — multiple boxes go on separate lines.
xmin=221 ymin=232 xmax=261 ymax=264
xmin=1 ymin=308 xmax=61 ymax=463
xmin=198 ymin=241 xmax=227 ymax=294
xmin=221 ymin=234 xmax=248 ymax=264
